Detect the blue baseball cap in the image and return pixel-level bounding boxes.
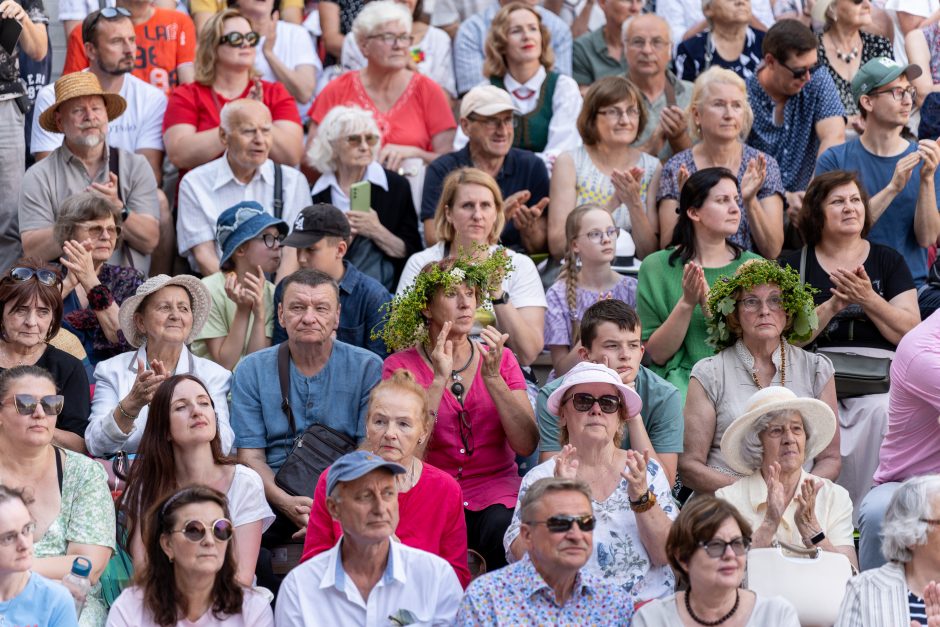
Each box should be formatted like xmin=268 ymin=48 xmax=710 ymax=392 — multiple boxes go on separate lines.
xmin=215 ymin=201 xmax=288 ymax=267
xmin=326 ymin=451 xmax=406 ymax=497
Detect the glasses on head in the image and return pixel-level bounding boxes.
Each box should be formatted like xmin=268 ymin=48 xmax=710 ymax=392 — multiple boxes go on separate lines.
xmin=0 ymin=522 xmax=36 ymax=546
xmin=763 ymin=422 xmax=805 ymax=439
xmin=78 ymin=223 xmax=122 ymax=239
xmin=9 ymin=267 xmax=60 ymax=287
xmin=626 ymin=37 xmax=669 ymax=51
xmin=779 ymin=60 xmax=818 ymax=80
xmin=526 ymin=514 xmax=597 ymax=533
xmin=565 ymin=392 xmax=622 ymax=414
xmin=738 ymin=295 xmax=784 ymax=312
xmin=345 ymin=134 xmax=379 ymax=147
xmin=170 ymin=519 xmax=234 ymax=543
xmin=871 ymin=86 xmax=916 ymax=102
xmin=255 ymin=233 xmax=285 ymax=248
xmin=581 ymin=226 xmax=620 ymax=243
xmin=219 ymin=31 xmax=260 ymax=47
xmin=698 ymin=537 xmax=751 ymax=558
xmin=2 ymin=394 xmax=65 ymax=416
xmin=368 ymin=32 xmax=412 ymax=46
xmin=467 ymin=114 xmax=516 ymax=131
xmin=83 ymin=7 xmax=131 ymax=41
xmin=598 ymin=106 xmax=640 ymax=122
xmin=457 ymin=409 xmax=474 ymax=457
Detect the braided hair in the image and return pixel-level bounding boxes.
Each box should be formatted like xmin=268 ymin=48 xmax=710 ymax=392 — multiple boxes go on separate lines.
xmin=563 ymin=204 xmax=608 ymax=346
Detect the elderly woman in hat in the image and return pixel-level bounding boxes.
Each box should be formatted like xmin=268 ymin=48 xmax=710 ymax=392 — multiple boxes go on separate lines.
xmin=504 ymin=361 xmax=677 ymax=603
xmin=715 ymin=386 xmax=857 ymax=570
xmin=190 ymin=202 xmax=287 ymax=371
xmin=84 ymin=275 xmax=233 ymax=458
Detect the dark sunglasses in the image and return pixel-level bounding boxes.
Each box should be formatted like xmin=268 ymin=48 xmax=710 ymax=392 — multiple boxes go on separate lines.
xmin=82 ymin=7 xmax=131 ymax=42
xmin=566 ymin=392 xmax=622 ymax=414
xmin=170 ymin=519 xmax=234 ymax=543
xmin=698 ymin=537 xmax=751 ymax=558
xmin=219 ymin=31 xmax=260 ymax=47
xmin=779 ymin=59 xmax=818 ymax=80
xmin=345 ymin=134 xmax=379 ymax=147
xmin=10 ymin=267 xmax=60 ymax=287
xmin=526 ymin=514 xmax=597 ymax=533
xmin=3 ymin=394 xmax=65 ymax=416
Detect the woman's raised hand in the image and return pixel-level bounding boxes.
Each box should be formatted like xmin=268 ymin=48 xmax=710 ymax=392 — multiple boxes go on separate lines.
xmin=621 ymin=449 xmax=651 ymax=501
xmin=60 ymin=239 xmax=99 ymax=289
xmin=611 ymin=167 xmax=644 ymax=210
xmin=554 ymin=444 xmax=580 ymax=479
xmin=741 ymin=154 xmax=767 ymax=202
xmin=480 ymin=325 xmax=509 ymax=378
xmin=429 ymin=321 xmax=454 ymax=379
xmin=794 ymin=476 xmax=823 ymax=541
xmin=912 ymin=581 xmax=940 ymax=627
xmin=676 ymin=164 xmax=691 ymax=191
xmin=681 ymin=262 xmax=708 ymax=308
xmin=762 ymin=462 xmax=787 ymax=526
xmin=829 ymin=266 xmax=876 ymax=307
xmin=125 ymin=358 xmax=167 ymax=412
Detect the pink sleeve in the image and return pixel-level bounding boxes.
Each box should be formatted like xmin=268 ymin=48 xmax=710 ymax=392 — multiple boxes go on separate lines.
xmin=163 ymin=83 xmax=199 ymax=132
xmin=498 ymin=348 xmax=527 ymax=391
xmin=300 ymin=470 xmax=341 ymax=562
xmin=264 ymin=81 xmax=302 ymax=125
xmin=437 ymin=479 xmax=471 ymax=588
xmin=418 ymin=76 xmax=456 ymax=138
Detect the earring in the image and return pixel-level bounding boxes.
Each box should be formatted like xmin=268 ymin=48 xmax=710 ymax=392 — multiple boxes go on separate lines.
xmin=417 ymin=438 xmax=423 ymax=444
xmin=575 ymin=255 xmax=582 ymax=271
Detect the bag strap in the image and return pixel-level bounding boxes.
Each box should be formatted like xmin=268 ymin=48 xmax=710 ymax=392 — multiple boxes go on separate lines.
xmin=278 ymin=342 xmax=295 ymax=434
xmin=799 ymin=245 xmax=807 ymax=284
xmin=273 ymin=163 xmax=284 ymax=219
xmin=775 ymin=540 xmax=821 ymax=558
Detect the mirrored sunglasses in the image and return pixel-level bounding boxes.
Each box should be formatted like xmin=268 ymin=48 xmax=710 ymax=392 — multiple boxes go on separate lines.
xmin=171 ymin=519 xmax=234 ymax=543
xmin=4 ymin=394 xmax=65 ymax=416
xmin=10 ymin=267 xmax=60 ymax=287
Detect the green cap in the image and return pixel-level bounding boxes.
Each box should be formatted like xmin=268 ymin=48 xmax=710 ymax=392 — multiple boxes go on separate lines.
xmin=851 ymin=57 xmax=922 ymax=105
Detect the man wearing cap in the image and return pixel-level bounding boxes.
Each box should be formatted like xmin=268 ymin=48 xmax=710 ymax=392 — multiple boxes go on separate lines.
xmin=191 ymin=201 xmax=288 ymax=370
xmin=422 ymin=85 xmax=550 ymax=255
xmin=275 ymin=451 xmax=463 ymax=626
xmin=816 ymin=56 xmax=940 ymax=288
xmin=18 ymin=71 xmax=160 ymax=274
xmin=177 ymin=98 xmax=309 ymax=278
xmin=273 ymin=204 xmax=392 ymax=358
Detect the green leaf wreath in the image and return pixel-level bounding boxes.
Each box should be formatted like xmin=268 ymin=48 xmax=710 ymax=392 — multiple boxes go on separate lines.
xmin=373 ymin=246 xmax=514 ymax=352
xmin=705 ymin=258 xmax=819 ymax=351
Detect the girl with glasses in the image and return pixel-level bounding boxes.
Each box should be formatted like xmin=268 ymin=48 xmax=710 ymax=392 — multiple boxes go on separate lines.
xmin=107 ymin=485 xmax=273 ymax=626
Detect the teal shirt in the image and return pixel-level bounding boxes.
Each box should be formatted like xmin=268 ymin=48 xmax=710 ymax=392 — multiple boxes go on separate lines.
xmin=537 ymin=366 xmax=684 ymax=454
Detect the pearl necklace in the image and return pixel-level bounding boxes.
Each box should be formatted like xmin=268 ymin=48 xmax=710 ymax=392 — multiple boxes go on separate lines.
xmin=751 ymin=338 xmax=786 ymax=389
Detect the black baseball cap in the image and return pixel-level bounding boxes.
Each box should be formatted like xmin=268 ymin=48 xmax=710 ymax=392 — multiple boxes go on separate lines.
xmin=282 ymin=203 xmax=351 ymax=248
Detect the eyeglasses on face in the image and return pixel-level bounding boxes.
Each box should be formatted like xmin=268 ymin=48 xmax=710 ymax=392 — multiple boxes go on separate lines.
xmin=0 ymin=522 xmax=36 ymax=546
xmin=598 ymin=106 xmax=640 ymax=122
xmin=255 ymin=233 xmax=285 ymax=248
xmin=78 ymin=223 xmax=122 ymax=239
xmin=626 ymin=37 xmax=668 ymax=51
xmin=698 ymin=537 xmax=751 ymax=558
xmin=2 ymin=394 xmax=65 ymax=416
xmin=581 ymin=226 xmax=621 ymax=243
xmin=219 ymin=31 xmax=260 ymax=47
xmin=565 ymin=392 xmax=622 ymax=414
xmin=778 ymin=60 xmax=818 ymax=80
xmin=738 ymin=295 xmax=784 ymax=312
xmin=345 ymin=134 xmax=379 ymax=147
xmin=170 ymin=519 xmax=234 ymax=543
xmin=526 ymin=514 xmax=596 ymax=533
xmin=368 ymin=32 xmax=412 ymax=46
xmin=10 ymin=267 xmax=60 ymax=287
xmin=467 ymin=114 xmax=516 ymax=131
xmin=871 ymin=86 xmax=916 ymax=102
xmin=762 ymin=422 xmax=805 ymax=439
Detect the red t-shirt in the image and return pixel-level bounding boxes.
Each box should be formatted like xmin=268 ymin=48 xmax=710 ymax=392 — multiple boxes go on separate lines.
xmin=307 ymin=71 xmax=455 ymax=151
xmin=62 ymin=7 xmax=196 ymax=95
xmin=163 ymin=79 xmax=301 ymax=134
xmin=301 ymin=462 xmax=471 ymax=588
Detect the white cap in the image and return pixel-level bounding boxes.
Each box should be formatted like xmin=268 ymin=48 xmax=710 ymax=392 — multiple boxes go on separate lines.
xmin=459 ymin=85 xmax=520 ymax=119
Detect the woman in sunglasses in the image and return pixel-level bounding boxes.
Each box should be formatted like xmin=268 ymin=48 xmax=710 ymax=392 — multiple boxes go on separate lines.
xmin=0 ymin=365 xmax=115 ymax=626
xmin=0 ymin=259 xmax=90 ymax=454
xmin=163 ymin=8 xmax=303 ymax=174
xmin=505 ymin=360 xmax=677 ymax=603
xmin=634 ymin=496 xmax=800 ymax=625
xmin=306 ymin=104 xmax=422 ymax=292
xmin=56 ymin=192 xmax=144 ymax=366
xmin=107 ymin=485 xmax=274 ymax=626
xmin=120 ymin=374 xmax=272 ymax=587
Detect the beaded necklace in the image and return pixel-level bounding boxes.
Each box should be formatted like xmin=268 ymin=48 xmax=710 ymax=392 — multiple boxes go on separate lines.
xmin=751 ymin=338 xmax=786 ymax=389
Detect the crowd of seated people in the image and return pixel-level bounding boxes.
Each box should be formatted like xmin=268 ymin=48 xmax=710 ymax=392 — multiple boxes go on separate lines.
xmin=3 ymin=0 xmax=940 ymax=624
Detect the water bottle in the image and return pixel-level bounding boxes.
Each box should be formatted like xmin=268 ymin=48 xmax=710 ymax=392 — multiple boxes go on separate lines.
xmin=61 ymin=556 xmax=92 ymax=618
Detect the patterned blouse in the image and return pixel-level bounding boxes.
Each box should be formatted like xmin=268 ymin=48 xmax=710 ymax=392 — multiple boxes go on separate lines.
xmin=544 ymin=275 xmax=638 ymax=350
xmin=817 ymin=31 xmax=894 ymax=116
xmin=923 ymin=23 xmax=940 ymax=83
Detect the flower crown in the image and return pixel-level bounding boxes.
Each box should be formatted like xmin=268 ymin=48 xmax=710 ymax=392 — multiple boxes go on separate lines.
xmin=705 ymin=259 xmax=819 ymax=351
xmin=374 ymin=247 xmax=514 ymax=352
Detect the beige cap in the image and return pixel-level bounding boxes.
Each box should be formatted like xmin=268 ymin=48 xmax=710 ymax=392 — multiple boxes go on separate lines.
xmin=459 ymin=85 xmax=520 ymax=119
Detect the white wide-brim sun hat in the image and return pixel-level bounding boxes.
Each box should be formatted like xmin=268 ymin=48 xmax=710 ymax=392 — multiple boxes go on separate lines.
xmin=546 ymin=361 xmax=643 ymax=417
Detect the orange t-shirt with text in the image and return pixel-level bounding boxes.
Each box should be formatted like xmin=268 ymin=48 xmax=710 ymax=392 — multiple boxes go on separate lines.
xmin=63 ymin=7 xmax=196 ymax=95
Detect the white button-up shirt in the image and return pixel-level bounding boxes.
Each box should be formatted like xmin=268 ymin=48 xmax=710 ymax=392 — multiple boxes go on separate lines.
xmin=310 ymin=161 xmax=389 ymax=214
xmin=85 ymin=345 xmax=234 ymax=457
xmin=176 ymin=154 xmax=310 ymax=270
xmin=275 ymin=537 xmax=463 ymax=627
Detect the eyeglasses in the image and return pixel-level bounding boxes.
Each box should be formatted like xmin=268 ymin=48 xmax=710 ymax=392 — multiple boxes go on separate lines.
xmin=920 ymin=518 xmax=940 ymax=525
xmin=170 ymin=519 xmax=234 ymax=543
xmin=255 ymin=233 xmax=285 ymax=248
xmin=219 ymin=31 xmax=260 ymax=48
xmin=525 ymin=514 xmax=597 ymax=533
xmin=762 ymin=422 xmax=805 ymax=439
xmin=77 ymin=223 xmax=122 ymax=239
xmin=457 ymin=409 xmax=474 ymax=456
xmin=467 ymin=114 xmax=516 ymax=131
xmin=698 ymin=537 xmax=751 ymax=558
xmin=345 ymin=134 xmax=379 ymax=147
xmin=368 ymin=32 xmax=412 ymax=46
xmin=598 ymin=107 xmax=640 ymax=122
xmin=9 ymin=267 xmax=60 ymax=287
xmin=871 ymin=86 xmax=916 ymax=102
xmin=2 ymin=394 xmax=65 ymax=416
xmin=778 ymin=60 xmax=818 ymax=80
xmin=565 ymin=392 xmax=622 ymax=414
xmin=626 ymin=37 xmax=669 ymax=51
xmin=82 ymin=7 xmax=131 ymax=42
xmin=581 ymin=227 xmax=620 ymax=243
xmin=0 ymin=522 xmax=35 ymax=546
xmin=738 ymin=295 xmax=784 ymax=312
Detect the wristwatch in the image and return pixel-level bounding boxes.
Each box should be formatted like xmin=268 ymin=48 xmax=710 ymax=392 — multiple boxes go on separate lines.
xmin=809 ymin=530 xmax=826 ymax=546
xmin=491 ymin=292 xmax=510 ymax=306
xmin=629 ymin=489 xmax=657 ymax=513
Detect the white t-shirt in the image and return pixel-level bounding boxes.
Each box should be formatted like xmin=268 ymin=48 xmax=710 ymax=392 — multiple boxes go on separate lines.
xmin=228 ymin=464 xmax=275 ymax=532
xmin=106 ymin=586 xmax=274 ymax=627
xmin=57 ymin=0 xmax=114 ymax=21
xmin=255 ymin=20 xmax=321 ymax=117
xmin=30 ymin=71 xmax=167 ymax=155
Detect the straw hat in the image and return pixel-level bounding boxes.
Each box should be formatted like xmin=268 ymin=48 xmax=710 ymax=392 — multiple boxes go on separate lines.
xmin=720 ymin=387 xmax=836 ymax=476
xmin=118 ymin=275 xmax=210 ymax=348
xmin=39 ymin=72 xmax=127 ymax=133
xmin=546 ymin=361 xmax=643 ymax=417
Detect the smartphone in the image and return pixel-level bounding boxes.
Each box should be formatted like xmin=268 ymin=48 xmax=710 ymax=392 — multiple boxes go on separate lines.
xmin=350 ymin=181 xmax=371 ymax=212
xmin=0 ymin=18 xmax=22 ymax=56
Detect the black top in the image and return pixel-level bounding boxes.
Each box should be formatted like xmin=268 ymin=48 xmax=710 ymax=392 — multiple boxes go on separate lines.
xmin=780 ymin=243 xmax=915 ymax=351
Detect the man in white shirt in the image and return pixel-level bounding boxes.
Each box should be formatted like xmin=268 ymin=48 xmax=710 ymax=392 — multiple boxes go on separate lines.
xmin=275 ymin=451 xmax=463 ymax=627
xmin=177 ymin=98 xmax=309 ymax=277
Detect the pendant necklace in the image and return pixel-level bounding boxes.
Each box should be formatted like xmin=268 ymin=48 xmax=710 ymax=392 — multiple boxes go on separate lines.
xmin=422 ymin=338 xmax=475 ymax=402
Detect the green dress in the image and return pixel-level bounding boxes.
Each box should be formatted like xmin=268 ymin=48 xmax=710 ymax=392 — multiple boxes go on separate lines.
xmin=636 ymin=247 xmax=762 ymax=401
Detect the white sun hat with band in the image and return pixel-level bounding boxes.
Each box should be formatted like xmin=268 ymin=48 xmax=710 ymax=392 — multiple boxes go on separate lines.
xmin=546 ymin=361 xmax=643 ymax=417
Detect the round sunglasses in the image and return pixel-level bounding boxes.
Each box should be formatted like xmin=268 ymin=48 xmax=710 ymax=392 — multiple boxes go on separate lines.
xmin=169 ymin=518 xmax=234 ymax=543
xmin=219 ymin=31 xmax=260 ymax=48
xmin=565 ymin=392 xmax=622 ymax=414
xmin=2 ymin=394 xmax=65 ymax=416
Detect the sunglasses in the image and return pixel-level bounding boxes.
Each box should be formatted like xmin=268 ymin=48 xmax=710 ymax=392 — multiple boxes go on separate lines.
xmin=219 ymin=31 xmax=260 ymax=47
xmin=3 ymin=394 xmax=65 ymax=416
xmin=526 ymin=514 xmax=596 ymax=533
xmin=10 ymin=267 xmax=60 ymax=287
xmin=457 ymin=409 xmax=474 ymax=457
xmin=565 ymin=392 xmax=622 ymax=414
xmin=698 ymin=537 xmax=751 ymax=558
xmin=779 ymin=60 xmax=818 ymax=80
xmin=82 ymin=7 xmax=131 ymax=42
xmin=345 ymin=134 xmax=379 ymax=147
xmin=170 ymin=519 xmax=234 ymax=543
